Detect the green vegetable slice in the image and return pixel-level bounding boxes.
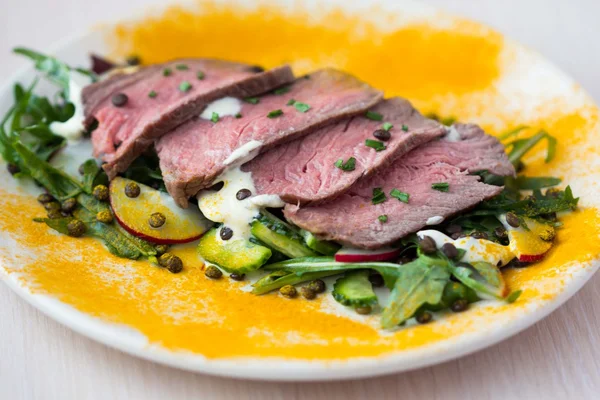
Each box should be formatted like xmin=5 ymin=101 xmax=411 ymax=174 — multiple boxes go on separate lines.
xmin=251 ymin=212 xmax=318 ymax=258
xmin=332 ymin=270 xmax=378 ymax=308
xmin=448 ymin=261 xmax=507 ymax=300
xmin=251 ymin=270 xmax=339 ymax=295
xmin=300 ymin=230 xmax=341 ymax=256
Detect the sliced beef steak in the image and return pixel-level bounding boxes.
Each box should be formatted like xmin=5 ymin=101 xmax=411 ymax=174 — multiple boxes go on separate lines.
xmin=284 ymin=124 xmax=515 ymax=249
xmin=157 ymin=69 xmax=383 ymax=207
xmin=84 ymin=59 xmax=294 ymax=179
xmin=243 ymin=97 xmax=446 ymax=205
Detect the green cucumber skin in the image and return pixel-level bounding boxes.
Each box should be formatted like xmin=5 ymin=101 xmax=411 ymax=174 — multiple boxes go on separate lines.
xmin=301 ymin=230 xmax=341 ymax=256
xmin=251 ymin=215 xmax=319 ymax=259
xmin=332 ymin=270 xmax=378 ymax=308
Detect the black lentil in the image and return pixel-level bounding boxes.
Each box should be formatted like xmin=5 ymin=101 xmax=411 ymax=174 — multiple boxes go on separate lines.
xmin=441 ymin=242 xmax=459 ymax=259
xmin=418 ymin=235 xmax=437 ymax=254
xmin=61 ymin=198 xmax=78 ymax=213
xmin=506 ymin=212 xmax=520 ymax=228
xmin=92 ymin=185 xmax=109 ymax=201
xmin=37 ymin=193 xmax=55 ymax=204
xmin=230 ymin=273 xmax=245 ymax=281
xmin=301 ymin=287 xmax=317 ymax=300
xmin=470 ymin=231 xmax=489 ymax=240
xmin=67 ymin=219 xmax=86 ymax=237
xmin=220 ymin=227 xmax=234 ymax=241
xmin=96 ymin=210 xmax=113 ymax=223
xmin=355 ymin=306 xmax=372 ymax=315
xmin=111 ymin=93 xmax=128 ymax=107
xmin=451 ymin=299 xmax=469 ymax=312
xmin=124 ymin=182 xmax=141 ymax=198
xmin=368 ymin=273 xmax=385 ymax=287
xmin=494 ymin=226 xmax=508 ymax=240
xmin=307 ymin=279 xmax=326 ymax=294
xmin=372 ymin=129 xmax=391 ymax=141
xmin=149 ymin=212 xmax=166 ymax=228
xmin=236 ymin=189 xmax=252 ymax=200
xmin=204 ymin=265 xmax=223 ymax=279
xmin=416 ymin=311 xmax=433 ymax=324
xmin=7 ymin=163 xmax=20 ymax=175
xmin=280 ymin=285 xmax=297 ymax=298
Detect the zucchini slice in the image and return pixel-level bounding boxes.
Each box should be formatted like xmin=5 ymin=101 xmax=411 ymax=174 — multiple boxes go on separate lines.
xmin=332 ymin=270 xmax=378 ymax=308
xmin=251 ymin=213 xmax=318 ymax=258
xmin=301 ymin=229 xmax=341 ymax=256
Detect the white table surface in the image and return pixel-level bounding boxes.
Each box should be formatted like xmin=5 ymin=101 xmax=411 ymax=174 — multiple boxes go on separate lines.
xmin=1 ymin=1 xmax=600 ymax=399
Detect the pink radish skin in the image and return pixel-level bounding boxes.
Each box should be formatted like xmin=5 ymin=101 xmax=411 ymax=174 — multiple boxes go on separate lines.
xmin=334 ymin=247 xmax=401 ymax=262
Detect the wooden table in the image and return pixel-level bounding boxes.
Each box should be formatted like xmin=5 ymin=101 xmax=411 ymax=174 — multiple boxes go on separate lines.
xmin=1 ymin=0 xmax=599 ymax=398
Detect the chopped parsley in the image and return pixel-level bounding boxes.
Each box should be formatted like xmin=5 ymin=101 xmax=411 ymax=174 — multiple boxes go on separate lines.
xmin=273 ymin=86 xmax=290 ymax=95
xmin=178 ymin=81 xmax=192 ymax=92
xmin=267 ymin=109 xmax=283 ymax=118
xmin=210 ymin=112 xmax=219 ymax=123
xmin=382 ymin=122 xmax=393 ymax=131
xmin=402 ymin=124 xmax=409 ymax=132
xmin=196 ymin=71 xmax=205 ymax=80
xmin=372 ymin=187 xmax=387 ymax=205
xmin=390 ymin=188 xmax=409 ymax=203
xmin=235 ymin=112 xmax=242 ymax=119
xmin=432 ymin=182 xmax=449 ymax=192
xmin=286 ymin=98 xmax=296 ymax=106
xmin=163 ymin=68 xmax=172 ymax=76
xmin=378 ymin=215 xmax=388 ymax=223
xmin=365 ymin=110 xmax=383 ymax=121
xmin=334 ymin=157 xmax=356 ymax=171
xmin=365 ymin=139 xmax=386 ymax=152
xmin=294 ymin=102 xmax=311 ymax=113
xmin=148 ymin=90 xmax=157 ymax=98
xmin=175 ymin=64 xmax=189 ymax=70
xmin=245 ymin=97 xmax=260 ymax=105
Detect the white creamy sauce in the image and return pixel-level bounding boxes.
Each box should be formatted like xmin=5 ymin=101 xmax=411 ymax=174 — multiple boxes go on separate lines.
xmin=49 ymin=139 xmax=95 ymax=177
xmin=49 ymin=71 xmax=91 ymax=141
xmin=426 ymin=215 xmax=444 ymax=225
xmin=200 ymin=97 xmax=242 ymax=120
xmin=416 ymin=230 xmax=514 ymax=267
xmin=445 ymin=125 xmax=462 ymax=142
xmin=248 ymin=194 xmax=286 ymax=208
xmin=223 ymin=140 xmax=263 ymax=166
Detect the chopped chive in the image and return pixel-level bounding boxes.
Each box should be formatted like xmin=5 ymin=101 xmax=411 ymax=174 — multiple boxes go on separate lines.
xmin=267 ymin=109 xmax=283 ymax=118
xmin=273 ymin=86 xmax=290 ymax=95
xmin=211 ymin=112 xmax=219 ymax=123
xmin=382 ymin=122 xmax=393 ymax=131
xmin=294 ymin=102 xmax=311 ymax=113
xmin=431 ymin=182 xmax=449 ymax=192
xmin=390 ymin=188 xmax=409 ymax=203
xmin=378 ymin=215 xmax=388 ymax=223
xmin=286 ymin=98 xmax=296 ymax=106
xmin=163 ymin=68 xmax=172 ymax=76
xmin=196 ymin=71 xmax=205 ymax=80
xmin=402 ymin=124 xmax=409 ymax=132
xmin=179 ymin=81 xmax=192 ymax=92
xmin=506 ymin=290 xmax=522 ymax=304
xmin=235 ymin=112 xmax=242 ymax=119
xmin=148 ymin=90 xmax=157 ymax=98
xmin=334 ymin=157 xmax=356 ymax=171
xmin=245 ymin=97 xmax=260 ymax=105
xmin=175 ymin=64 xmax=189 ymax=70
xmin=372 ymin=187 xmax=387 ymax=205
xmin=365 ymin=139 xmax=386 ymax=152
xmin=365 ymin=111 xmax=383 ymax=121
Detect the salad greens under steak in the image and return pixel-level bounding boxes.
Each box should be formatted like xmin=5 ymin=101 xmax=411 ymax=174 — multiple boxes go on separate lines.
xmin=2 ymin=48 xmax=579 ymax=330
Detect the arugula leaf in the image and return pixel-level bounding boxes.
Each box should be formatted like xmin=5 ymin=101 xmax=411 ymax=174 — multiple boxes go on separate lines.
xmin=79 ymin=159 xmax=103 ymax=194
xmin=251 ymin=270 xmax=340 ymax=295
xmin=381 ymin=262 xmax=450 ymax=329
xmin=512 ymin=176 xmax=561 ymax=190
xmin=122 ymin=153 xmax=165 ymax=191
xmin=498 ymin=125 xmax=529 ymax=141
xmin=506 ymin=130 xmax=557 ymax=166
xmin=448 ymin=261 xmax=506 ymax=299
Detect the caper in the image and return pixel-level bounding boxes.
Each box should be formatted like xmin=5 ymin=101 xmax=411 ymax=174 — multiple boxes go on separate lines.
xmin=505 ymin=212 xmax=520 ymax=228
xmin=235 ymin=189 xmax=252 ymax=200
xmin=230 ymin=273 xmax=245 ymax=281
xmin=220 ymin=227 xmax=233 ymax=240
xmin=67 ymin=219 xmax=86 ymax=237
xmin=301 ymin=287 xmax=317 ymax=300
xmin=307 ymin=279 xmax=326 ymax=294
xmin=470 ymin=231 xmax=488 ymax=240
xmin=418 ymin=235 xmax=437 ymax=254
xmin=124 ymin=182 xmax=140 ymax=198
xmin=126 ymin=55 xmax=141 ymax=66
xmin=44 ymin=201 xmax=61 ymax=212
xmin=111 ymin=93 xmax=129 ymax=107
xmin=7 ymin=163 xmax=20 ymax=175
xmin=416 ymin=311 xmax=433 ymax=324
xmin=92 ymin=185 xmax=109 ymax=201
xmin=372 ymin=129 xmax=391 ymax=141
xmin=494 ymin=226 xmax=507 ymax=240
xmin=546 ymin=188 xmax=561 ymax=198
xmin=96 ymin=210 xmax=113 ymax=223
xmin=368 ymin=273 xmax=384 ymax=287
xmin=355 ymin=306 xmax=372 ymax=315
xmin=78 ymin=163 xmax=85 ymax=175
xmin=37 ymin=193 xmax=55 ymax=204
xmin=149 ymin=212 xmax=166 ymax=228
xmin=450 ymin=299 xmax=469 ymax=313
xmin=445 ymin=224 xmax=462 ymax=235
xmin=61 ymin=198 xmax=78 ymax=213
xmin=204 ymin=265 xmax=223 ymax=279
xmin=47 ymin=210 xmax=63 ymax=219
xmin=441 ymin=243 xmax=458 ymax=259
xmin=279 ymin=285 xmax=297 ymax=298
xmin=155 ymin=244 xmax=169 ymax=256
xmin=539 ymin=226 xmax=556 ymax=242
xmin=158 ymin=253 xmax=183 ymax=273
xmin=451 ymin=232 xmax=466 ymax=240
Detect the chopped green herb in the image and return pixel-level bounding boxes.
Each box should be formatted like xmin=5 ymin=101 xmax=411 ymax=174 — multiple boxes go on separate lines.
xmin=235 ymin=113 xmax=242 ymax=119
xmin=286 ymin=99 xmax=296 ymax=106
xmin=382 ymin=122 xmax=393 ymax=131
xmin=506 ymin=290 xmax=522 ymax=304
xmin=334 ymin=157 xmax=356 ymax=172
xmin=378 ymin=215 xmax=388 ymax=223
xmin=196 ymin=71 xmax=205 ymax=80
xmin=210 ymin=112 xmax=219 ymax=123
xmin=294 ymin=102 xmax=311 ymax=113
xmin=245 ymin=97 xmax=260 ymax=105
xmin=432 ymin=182 xmax=449 ymax=192
xmin=148 ymin=90 xmax=157 ymax=98
xmin=365 ymin=139 xmax=386 ymax=152
xmin=365 ymin=111 xmax=383 ymax=121
xmin=178 ymin=81 xmax=192 ymax=92
xmin=273 ymin=86 xmax=290 ymax=95
xmin=402 ymin=124 xmax=409 ymax=132
xmin=267 ymin=109 xmax=283 ymax=118
xmin=175 ymin=64 xmax=189 ymax=70
xmin=372 ymin=188 xmax=387 ymax=205
xmin=390 ymin=188 xmax=409 ymax=203
xmin=163 ymin=68 xmax=172 ymax=76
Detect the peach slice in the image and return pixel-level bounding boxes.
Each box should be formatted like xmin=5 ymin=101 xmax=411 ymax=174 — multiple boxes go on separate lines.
xmin=110 ymin=177 xmax=213 ymax=244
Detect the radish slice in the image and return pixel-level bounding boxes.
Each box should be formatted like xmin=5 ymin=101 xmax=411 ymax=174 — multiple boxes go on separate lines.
xmin=335 ymin=246 xmax=402 ymax=262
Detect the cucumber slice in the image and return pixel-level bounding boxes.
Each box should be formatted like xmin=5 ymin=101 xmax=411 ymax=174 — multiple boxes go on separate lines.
xmin=301 ymin=230 xmax=341 ymax=255
xmin=251 ymin=213 xmax=318 ymax=258
xmin=197 ymin=228 xmax=272 ymax=273
xmin=332 ymin=270 xmax=378 ymax=308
